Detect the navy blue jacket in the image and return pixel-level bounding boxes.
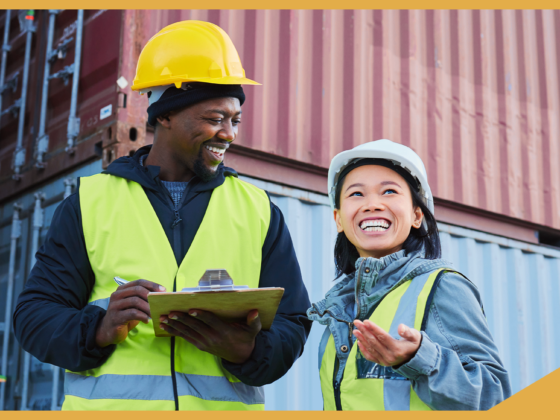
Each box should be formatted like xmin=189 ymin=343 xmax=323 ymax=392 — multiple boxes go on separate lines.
xmin=13 ymin=145 xmax=312 ymax=387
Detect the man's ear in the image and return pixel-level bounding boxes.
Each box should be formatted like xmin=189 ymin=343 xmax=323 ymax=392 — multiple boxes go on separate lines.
xmin=412 ymin=206 xmax=424 ymax=229
xmin=334 ymin=209 xmax=344 ymax=233
xmin=156 ymin=112 xmax=172 ymax=128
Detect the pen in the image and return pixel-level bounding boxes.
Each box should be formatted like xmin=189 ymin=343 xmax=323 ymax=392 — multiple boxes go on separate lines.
xmin=114 ymin=276 xmax=129 ymax=286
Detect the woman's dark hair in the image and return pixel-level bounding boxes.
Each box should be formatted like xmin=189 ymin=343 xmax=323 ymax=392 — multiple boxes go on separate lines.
xmin=334 ymin=160 xmax=441 ymax=277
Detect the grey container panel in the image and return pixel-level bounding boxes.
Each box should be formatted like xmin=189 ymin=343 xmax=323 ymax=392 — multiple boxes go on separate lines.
xmin=0 ymin=158 xmax=102 ymax=410
xmin=438 ymin=227 xmax=560 ymax=398
xmin=0 ymin=215 xmax=29 ymax=410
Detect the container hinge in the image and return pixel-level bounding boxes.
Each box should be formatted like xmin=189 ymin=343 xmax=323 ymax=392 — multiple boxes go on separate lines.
xmin=11 ymin=212 xmax=22 ymax=240
xmin=48 ymin=37 xmax=73 ymax=63
xmin=49 ymin=63 xmax=74 ymax=86
xmin=63 ymin=177 xmax=77 ymax=199
xmin=1 ymin=98 xmax=21 ymax=118
xmin=65 ymin=116 xmax=80 ymax=152
xmin=67 ymin=116 xmax=80 ymax=138
xmin=32 ymin=192 xmax=46 ymax=228
xmin=12 ymin=147 xmax=26 ymax=178
xmin=0 ymin=72 xmax=19 ymax=95
xmin=35 ymin=134 xmax=49 ymax=167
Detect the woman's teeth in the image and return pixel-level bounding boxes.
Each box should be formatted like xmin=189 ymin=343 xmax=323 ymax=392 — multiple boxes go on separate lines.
xmin=360 ymin=219 xmax=390 ymax=231
xmin=205 ymin=145 xmax=225 ymax=157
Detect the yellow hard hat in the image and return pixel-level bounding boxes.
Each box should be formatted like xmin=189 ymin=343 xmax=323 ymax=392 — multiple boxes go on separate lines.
xmin=131 ymin=20 xmax=260 ymax=91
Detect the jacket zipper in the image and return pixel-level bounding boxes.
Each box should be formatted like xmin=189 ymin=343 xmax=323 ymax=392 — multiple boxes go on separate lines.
xmin=334 ymin=379 xmax=342 ymax=410
xmin=355 ymin=259 xmax=366 ymax=319
xmin=170 ymin=214 xmax=181 ymax=411
xmin=168 ymin=192 xmax=182 ymax=411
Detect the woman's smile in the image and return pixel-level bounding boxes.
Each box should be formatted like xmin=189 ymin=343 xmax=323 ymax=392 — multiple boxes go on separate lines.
xmin=358 ymin=217 xmax=392 ymax=234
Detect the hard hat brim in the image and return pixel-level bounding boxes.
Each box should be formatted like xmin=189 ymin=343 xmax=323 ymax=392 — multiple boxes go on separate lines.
xmin=132 ymin=76 xmax=260 ymax=91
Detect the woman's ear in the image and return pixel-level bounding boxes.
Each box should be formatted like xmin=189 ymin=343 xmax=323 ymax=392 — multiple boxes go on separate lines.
xmin=334 ymin=209 xmax=344 ymax=233
xmin=412 ymin=206 xmax=424 ymax=229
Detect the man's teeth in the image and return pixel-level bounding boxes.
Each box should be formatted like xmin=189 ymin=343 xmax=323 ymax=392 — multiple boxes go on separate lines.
xmin=205 ymin=145 xmax=225 ymax=156
xmin=360 ymin=220 xmax=390 ymax=231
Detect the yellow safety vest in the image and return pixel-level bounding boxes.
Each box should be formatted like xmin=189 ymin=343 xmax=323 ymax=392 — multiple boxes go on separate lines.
xmin=62 ymin=173 xmax=271 ymax=411
xmin=320 ymin=268 xmax=452 ymax=411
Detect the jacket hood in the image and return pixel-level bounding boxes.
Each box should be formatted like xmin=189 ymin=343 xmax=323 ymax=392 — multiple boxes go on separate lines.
xmin=103 ymin=145 xmax=238 ymax=193
xmin=308 ymin=249 xmax=453 ymax=325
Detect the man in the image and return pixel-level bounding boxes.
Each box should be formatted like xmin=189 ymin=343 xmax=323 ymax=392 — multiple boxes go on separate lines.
xmin=13 ymin=20 xmax=311 ymax=411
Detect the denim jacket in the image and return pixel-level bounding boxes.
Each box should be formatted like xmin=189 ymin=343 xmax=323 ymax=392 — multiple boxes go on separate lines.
xmin=307 ymin=250 xmax=512 ymax=410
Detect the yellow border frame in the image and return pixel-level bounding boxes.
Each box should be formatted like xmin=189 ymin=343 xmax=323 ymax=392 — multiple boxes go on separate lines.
xmin=2 ymin=2 xmax=558 ymax=417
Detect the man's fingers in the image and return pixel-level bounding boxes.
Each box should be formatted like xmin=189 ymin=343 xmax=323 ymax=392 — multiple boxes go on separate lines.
xmin=113 ymin=296 xmax=151 ymax=317
xmin=163 ymin=314 xmax=209 ymax=342
xmin=112 ymin=285 xmax=151 ymax=302
xmin=185 ymin=309 xmax=227 ymax=331
xmin=160 ymin=324 xmax=206 ymax=350
xmin=161 ymin=319 xmax=206 ymax=345
xmin=118 ymin=279 xmax=166 ymax=293
xmin=246 ymin=310 xmax=261 ymax=333
xmin=116 ymin=308 xmax=150 ymax=325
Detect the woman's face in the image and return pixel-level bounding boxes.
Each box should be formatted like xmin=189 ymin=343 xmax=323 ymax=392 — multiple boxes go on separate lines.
xmin=334 ymin=165 xmax=424 ymax=259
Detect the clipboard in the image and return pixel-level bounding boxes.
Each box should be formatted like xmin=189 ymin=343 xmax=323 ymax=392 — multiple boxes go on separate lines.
xmin=148 ymin=269 xmax=285 ymax=337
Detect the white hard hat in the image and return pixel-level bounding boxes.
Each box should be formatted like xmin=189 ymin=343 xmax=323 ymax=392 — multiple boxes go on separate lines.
xmin=328 ymin=139 xmax=434 ymax=215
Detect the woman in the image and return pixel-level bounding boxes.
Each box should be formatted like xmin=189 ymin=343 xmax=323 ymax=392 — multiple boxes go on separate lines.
xmin=308 ymin=139 xmax=511 ymax=410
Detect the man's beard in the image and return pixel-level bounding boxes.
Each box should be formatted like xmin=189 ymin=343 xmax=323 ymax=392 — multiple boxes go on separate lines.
xmin=193 ymin=146 xmax=219 ymax=182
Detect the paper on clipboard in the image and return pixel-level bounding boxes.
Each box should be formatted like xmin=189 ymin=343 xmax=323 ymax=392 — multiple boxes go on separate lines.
xmin=147 ymin=269 xmax=284 ymax=337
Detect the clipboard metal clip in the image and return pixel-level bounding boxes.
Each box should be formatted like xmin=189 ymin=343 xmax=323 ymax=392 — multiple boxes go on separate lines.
xmin=181 ymin=269 xmax=249 ymax=292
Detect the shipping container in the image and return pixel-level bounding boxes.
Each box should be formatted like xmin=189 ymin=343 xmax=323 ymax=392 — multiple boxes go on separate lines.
xmin=1 ymin=8 xmax=560 ymax=411
xmin=0 ymin=10 xmax=146 ymax=205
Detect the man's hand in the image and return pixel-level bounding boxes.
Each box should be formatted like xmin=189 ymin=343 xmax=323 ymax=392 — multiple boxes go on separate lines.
xmin=95 ymin=279 xmax=166 ymax=348
xmin=159 ymin=309 xmax=261 ymax=364
xmin=352 ymin=320 xmax=422 ymax=367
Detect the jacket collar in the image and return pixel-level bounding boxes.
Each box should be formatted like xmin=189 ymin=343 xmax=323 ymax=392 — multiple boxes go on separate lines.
xmin=308 ymin=249 xmax=452 ymax=325
xmin=103 ymin=145 xmax=238 ymax=194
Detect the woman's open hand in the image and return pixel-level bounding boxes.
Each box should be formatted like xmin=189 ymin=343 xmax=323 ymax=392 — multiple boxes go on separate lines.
xmin=353 ymin=320 xmax=422 ymax=367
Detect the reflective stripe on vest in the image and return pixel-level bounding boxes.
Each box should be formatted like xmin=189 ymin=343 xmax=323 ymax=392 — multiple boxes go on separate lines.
xmin=64 ymin=372 xmax=264 ymax=404
xmin=64 ymin=174 xmax=270 ymax=411
xmin=320 ymin=268 xmax=448 ymax=411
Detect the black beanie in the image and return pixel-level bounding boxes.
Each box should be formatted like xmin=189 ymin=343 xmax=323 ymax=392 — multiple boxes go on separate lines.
xmin=147 ymin=82 xmax=245 ymax=126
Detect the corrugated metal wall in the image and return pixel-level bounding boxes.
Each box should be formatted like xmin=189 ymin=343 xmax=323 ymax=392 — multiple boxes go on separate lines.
xmin=137 ymin=9 xmax=560 ymax=230
xmin=439 ymin=224 xmax=560 ymax=395
xmin=2 ymin=168 xmax=560 ymax=410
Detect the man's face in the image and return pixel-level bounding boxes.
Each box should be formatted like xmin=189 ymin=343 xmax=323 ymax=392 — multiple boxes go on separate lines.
xmin=163 ymin=97 xmax=241 ymax=181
